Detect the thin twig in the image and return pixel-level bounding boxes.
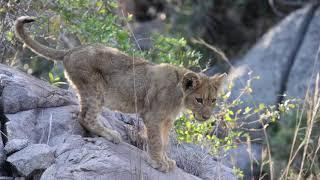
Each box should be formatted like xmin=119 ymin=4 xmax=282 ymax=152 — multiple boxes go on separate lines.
xmin=120 ymin=8 xmax=144 ymax=179
xmin=281 ymin=105 xmax=302 ymax=179
xmin=0 ymin=11 xmax=8 ymax=64
xmin=260 ymin=119 xmax=274 ymax=180
xmin=309 ymin=136 xmax=320 ymax=171
xmin=0 ymin=130 xmax=8 ymax=139
xmin=191 ymin=38 xmax=230 ymax=67
xmin=277 ymin=0 xmax=309 ymax=6
xmin=268 ymin=0 xmax=286 ymax=17
xmin=47 ymin=113 xmax=53 ymax=145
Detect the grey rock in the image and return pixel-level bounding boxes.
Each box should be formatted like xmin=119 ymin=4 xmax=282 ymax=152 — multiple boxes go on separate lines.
xmin=222 ymin=5 xmax=317 ymax=178
xmin=41 ymin=136 xmax=201 ymax=180
xmin=0 ymin=64 xmax=77 ymax=114
xmin=169 ymin=139 xmax=235 ymax=180
xmin=7 ymin=144 xmax=54 ymax=177
xmin=13 ymin=177 xmax=24 ymax=180
xmin=0 ymin=158 xmax=5 ymax=177
xmin=218 ymin=4 xmax=320 ymax=144
xmin=286 ymin=6 xmax=320 ymax=99
xmin=5 ymin=105 xmax=84 ymax=144
xmin=0 ymin=177 xmax=14 ymax=180
xmin=4 ymin=139 xmax=29 ymax=155
xmin=0 ymin=126 xmax=6 ymax=176
xmin=229 ymin=5 xmax=312 ymax=127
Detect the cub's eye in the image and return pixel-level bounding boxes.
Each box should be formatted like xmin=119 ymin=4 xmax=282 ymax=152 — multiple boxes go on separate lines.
xmin=196 ymin=98 xmax=203 ymax=104
xmin=212 ymin=98 xmax=217 ymax=103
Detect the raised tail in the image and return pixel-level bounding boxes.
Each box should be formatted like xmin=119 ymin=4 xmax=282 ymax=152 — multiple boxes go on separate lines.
xmin=15 ymin=16 xmax=67 ymax=61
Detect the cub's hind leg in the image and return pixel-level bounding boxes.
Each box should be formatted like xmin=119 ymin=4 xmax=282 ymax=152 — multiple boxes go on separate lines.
xmin=76 ymin=75 xmax=122 ymax=144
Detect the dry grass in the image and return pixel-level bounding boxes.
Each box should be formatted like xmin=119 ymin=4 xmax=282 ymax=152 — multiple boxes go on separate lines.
xmin=264 ymin=77 xmax=320 ymax=179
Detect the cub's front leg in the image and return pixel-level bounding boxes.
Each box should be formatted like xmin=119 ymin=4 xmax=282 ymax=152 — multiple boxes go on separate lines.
xmin=161 ymin=119 xmax=176 ymax=170
xmin=143 ymin=114 xmax=176 ymax=172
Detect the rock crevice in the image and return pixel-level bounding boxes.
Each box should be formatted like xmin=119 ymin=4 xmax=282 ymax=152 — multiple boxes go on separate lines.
xmin=0 ymin=76 xmax=13 ymax=177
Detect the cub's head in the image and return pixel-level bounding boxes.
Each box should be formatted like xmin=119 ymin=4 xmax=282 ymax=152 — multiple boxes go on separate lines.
xmin=182 ymin=72 xmax=226 ymax=122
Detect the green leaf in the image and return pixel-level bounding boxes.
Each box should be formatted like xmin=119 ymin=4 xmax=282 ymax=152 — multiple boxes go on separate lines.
xmin=223 ymin=91 xmax=231 ymax=100
xmin=225 ymin=113 xmax=232 ymax=122
xmin=228 ymin=109 xmax=234 ymax=115
xmin=48 ymin=72 xmax=54 ymax=82
xmin=6 ymin=31 xmax=14 ymax=42
xmin=288 ymin=104 xmax=296 ymax=109
xmin=259 ymin=103 xmax=266 ymax=110
xmin=186 ymin=121 xmax=191 ymax=129
xmin=0 ymin=7 xmax=6 ymax=13
xmin=117 ymin=31 xmax=128 ymax=41
xmin=96 ymin=1 xmax=103 ymax=7
xmin=244 ymin=107 xmax=252 ymax=114
xmin=98 ymin=8 xmax=106 ymax=14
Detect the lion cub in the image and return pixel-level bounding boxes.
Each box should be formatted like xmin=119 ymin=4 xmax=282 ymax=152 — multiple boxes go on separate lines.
xmin=15 ymin=16 xmax=226 ymax=172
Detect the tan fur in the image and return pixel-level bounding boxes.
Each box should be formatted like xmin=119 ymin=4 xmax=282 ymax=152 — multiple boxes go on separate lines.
xmin=15 ymin=16 xmax=226 ymax=172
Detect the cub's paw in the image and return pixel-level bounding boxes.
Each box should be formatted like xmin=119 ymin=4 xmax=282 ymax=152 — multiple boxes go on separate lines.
xmin=102 ymin=130 xmax=122 ymax=144
xmin=110 ymin=131 xmax=122 ymax=144
xmin=148 ymin=158 xmax=170 ymax=172
xmin=166 ymin=158 xmax=176 ymax=170
xmin=163 ymin=154 xmax=176 ymax=170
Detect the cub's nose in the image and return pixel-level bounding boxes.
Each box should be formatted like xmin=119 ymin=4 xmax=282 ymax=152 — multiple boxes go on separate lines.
xmin=202 ymin=115 xmax=210 ymax=120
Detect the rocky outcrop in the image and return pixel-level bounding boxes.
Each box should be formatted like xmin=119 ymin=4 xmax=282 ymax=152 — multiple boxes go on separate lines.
xmin=229 ymin=4 xmax=318 ymax=126
xmin=41 ymin=135 xmax=199 ymax=180
xmin=0 ymin=134 xmax=6 ymax=177
xmin=213 ymin=3 xmax=320 ymax=179
xmin=0 ymin=63 xmax=235 ymax=179
xmin=4 ymin=139 xmax=29 ymax=155
xmin=7 ymin=144 xmax=54 ymax=177
xmin=285 ymin=4 xmax=320 ymax=99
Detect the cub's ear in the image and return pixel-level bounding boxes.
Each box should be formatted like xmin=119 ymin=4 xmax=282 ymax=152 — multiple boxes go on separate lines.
xmin=210 ymin=73 xmax=227 ymax=87
xmin=182 ymin=72 xmax=201 ymax=91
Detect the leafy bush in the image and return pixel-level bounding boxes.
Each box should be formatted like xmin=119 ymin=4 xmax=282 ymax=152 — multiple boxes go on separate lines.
xmin=42 ymin=0 xmax=201 ymax=84
xmin=175 ymin=76 xmax=297 ymax=158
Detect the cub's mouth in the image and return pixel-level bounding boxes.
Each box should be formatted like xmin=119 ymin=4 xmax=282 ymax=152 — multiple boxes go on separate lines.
xmin=193 ymin=112 xmax=211 ymax=122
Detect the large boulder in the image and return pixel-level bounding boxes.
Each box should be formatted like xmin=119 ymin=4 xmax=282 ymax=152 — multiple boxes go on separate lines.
xmin=285 ymin=5 xmax=320 ymax=99
xmin=4 ymin=139 xmax=29 ymax=155
xmin=41 ymin=135 xmax=200 ymax=180
xmin=214 ymin=3 xmax=320 ymax=178
xmin=0 ymin=133 xmax=6 ymax=176
xmin=169 ymin=140 xmax=235 ymax=180
xmin=7 ymin=144 xmax=54 ymax=177
xmin=0 ymin=63 xmax=235 ymax=179
xmin=229 ymin=4 xmax=316 ymax=128
xmin=6 ymin=105 xmax=84 ymax=144
xmin=0 ymin=64 xmax=77 ymax=115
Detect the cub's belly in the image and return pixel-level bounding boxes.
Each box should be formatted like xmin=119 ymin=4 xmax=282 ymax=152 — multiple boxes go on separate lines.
xmin=103 ymin=93 xmax=136 ymax=113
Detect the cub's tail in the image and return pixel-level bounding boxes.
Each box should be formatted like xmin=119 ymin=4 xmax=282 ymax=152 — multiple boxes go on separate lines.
xmin=15 ymin=16 xmax=67 ymax=61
